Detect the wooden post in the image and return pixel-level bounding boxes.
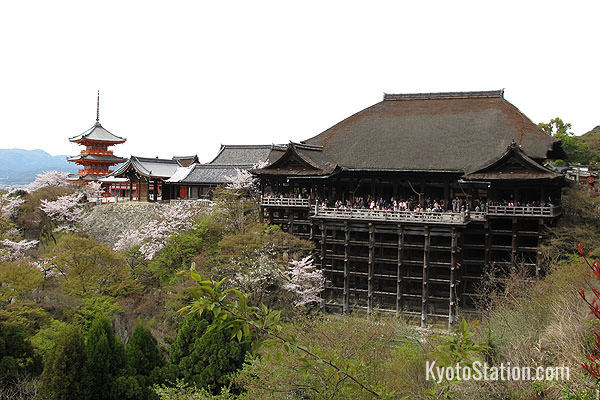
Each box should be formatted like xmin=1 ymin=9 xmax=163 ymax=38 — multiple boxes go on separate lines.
xmin=320 ymin=221 xmax=326 ymax=312
xmin=396 ymin=224 xmax=404 ymax=316
xmin=484 ymin=221 xmax=490 ymax=266
xmin=536 ymin=218 xmax=543 ymax=276
xmin=288 ymin=210 xmax=294 ymax=235
xmin=368 ymin=224 xmax=374 ymax=313
xmin=449 ymin=228 xmax=458 ymax=328
xmin=422 ymin=226 xmax=430 ymax=327
xmin=512 ymin=217 xmax=518 ymax=269
xmin=344 ymin=222 xmax=350 ymax=314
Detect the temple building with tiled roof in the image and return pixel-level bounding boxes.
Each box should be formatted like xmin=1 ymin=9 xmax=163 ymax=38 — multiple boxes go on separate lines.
xmin=67 ymin=92 xmax=127 ymax=182
xmin=253 ymin=90 xmax=567 ymax=327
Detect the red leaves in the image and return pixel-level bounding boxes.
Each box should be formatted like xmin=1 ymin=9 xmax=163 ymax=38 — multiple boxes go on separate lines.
xmin=578 ymin=242 xmax=600 ymax=386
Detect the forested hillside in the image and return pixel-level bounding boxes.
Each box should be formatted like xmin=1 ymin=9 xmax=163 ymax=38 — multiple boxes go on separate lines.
xmin=2 ymin=172 xmax=600 ymax=399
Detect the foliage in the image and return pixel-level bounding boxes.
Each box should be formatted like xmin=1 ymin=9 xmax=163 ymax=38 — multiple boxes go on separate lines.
xmin=148 ymin=218 xmax=223 ymax=282
xmin=38 ymin=324 xmax=90 ymax=400
xmin=210 ymin=187 xmax=259 ymax=233
xmin=30 ymin=319 xmax=71 ymax=363
xmin=0 ymin=323 xmax=41 ymax=382
xmin=180 ymin=272 xmax=382 ymax=398
xmin=168 ymin=311 xmax=250 ymax=394
xmin=85 ymin=315 xmax=126 ymax=400
xmin=0 ymin=260 xmax=44 ymax=303
xmin=539 ymin=117 xmax=600 ymax=165
xmin=154 ymin=380 xmax=237 ymax=400
xmin=117 ymin=321 xmax=165 ymax=400
xmin=113 ymin=201 xmax=208 ymax=260
xmin=67 ymin=296 xmax=123 ymax=331
xmin=49 ymin=234 xmax=138 ymax=297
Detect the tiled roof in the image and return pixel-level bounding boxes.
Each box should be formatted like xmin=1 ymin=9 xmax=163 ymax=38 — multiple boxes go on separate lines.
xmin=69 ymin=122 xmax=126 ymax=143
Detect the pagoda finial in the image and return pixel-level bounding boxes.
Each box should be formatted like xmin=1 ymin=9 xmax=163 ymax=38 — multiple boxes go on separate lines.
xmin=96 ymin=90 xmax=100 ymax=123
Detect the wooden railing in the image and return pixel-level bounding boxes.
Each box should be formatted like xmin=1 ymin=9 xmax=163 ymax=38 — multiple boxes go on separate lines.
xmin=260 ymin=197 xmax=311 ymax=208
xmin=485 ymin=205 xmax=561 ymax=217
xmin=314 ymin=207 xmax=470 ymax=225
xmin=81 ymin=149 xmax=114 ymax=155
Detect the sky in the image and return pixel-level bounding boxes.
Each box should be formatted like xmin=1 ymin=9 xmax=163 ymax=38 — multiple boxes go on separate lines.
xmin=0 ymin=1 xmax=598 ymax=163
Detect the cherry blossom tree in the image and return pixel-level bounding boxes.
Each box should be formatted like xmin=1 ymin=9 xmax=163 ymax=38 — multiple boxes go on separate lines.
xmin=113 ymin=201 xmax=207 ymax=259
xmin=284 ymin=256 xmax=325 ymax=306
xmin=0 ymin=239 xmax=39 ymax=261
xmin=225 ymin=160 xmax=268 ymax=193
xmin=0 ymin=190 xmax=25 ymax=220
xmin=27 ymin=171 xmax=70 ymax=192
xmin=40 ymin=193 xmax=85 ymax=232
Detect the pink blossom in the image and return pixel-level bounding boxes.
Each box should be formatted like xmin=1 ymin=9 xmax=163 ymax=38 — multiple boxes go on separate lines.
xmin=0 ymin=239 xmax=39 ymax=261
xmin=40 ymin=193 xmax=85 ymax=231
xmin=285 ymin=256 xmax=325 ymax=306
xmin=27 ymin=171 xmax=70 ymax=192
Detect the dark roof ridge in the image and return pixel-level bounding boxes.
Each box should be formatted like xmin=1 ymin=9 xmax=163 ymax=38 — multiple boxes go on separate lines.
xmin=218 ymin=144 xmax=275 ymax=149
xmin=290 ymin=142 xmax=323 ymax=151
xmin=383 ymin=90 xmax=504 ymax=101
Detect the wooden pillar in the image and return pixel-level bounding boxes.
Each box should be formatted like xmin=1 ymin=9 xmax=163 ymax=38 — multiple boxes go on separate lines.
xmin=396 ymin=224 xmax=404 ymax=316
xmin=444 ymin=181 xmax=450 ymax=211
xmin=343 ymin=222 xmax=350 ymax=314
xmin=512 ymin=217 xmax=518 ymax=269
xmin=129 ymin=178 xmax=133 ymax=201
xmin=449 ymin=228 xmax=458 ymax=328
xmin=484 ymin=221 xmax=490 ymax=266
xmin=540 ymin=185 xmax=545 ymax=205
xmin=368 ymin=224 xmax=374 ymax=313
xmin=422 ymin=226 xmax=430 ymax=327
xmin=536 ymin=218 xmax=544 ymax=276
xmin=320 ymin=221 xmax=326 ymax=312
xmin=288 ymin=210 xmax=294 ymax=235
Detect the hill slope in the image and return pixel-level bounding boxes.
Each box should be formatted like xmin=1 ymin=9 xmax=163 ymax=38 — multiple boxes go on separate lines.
xmin=581 ymin=125 xmax=600 ymax=153
xmin=0 ymin=148 xmax=78 ymax=187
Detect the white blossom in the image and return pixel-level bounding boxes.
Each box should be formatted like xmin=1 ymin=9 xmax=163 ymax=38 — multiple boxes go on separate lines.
xmin=225 ymin=160 xmax=268 ymax=193
xmin=284 ymin=256 xmax=325 ymax=306
xmin=0 ymin=190 xmax=25 ymax=220
xmin=40 ymin=193 xmax=85 ymax=231
xmin=27 ymin=171 xmax=70 ymax=192
xmin=112 ymin=201 xmax=206 ymax=259
xmin=0 ymin=239 xmax=39 ymax=261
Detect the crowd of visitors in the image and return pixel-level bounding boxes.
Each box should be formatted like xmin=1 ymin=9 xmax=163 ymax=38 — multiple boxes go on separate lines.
xmin=263 ymin=192 xmax=555 ymax=213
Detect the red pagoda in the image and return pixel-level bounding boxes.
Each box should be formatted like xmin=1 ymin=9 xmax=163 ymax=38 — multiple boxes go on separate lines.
xmin=67 ymin=91 xmax=127 ymax=182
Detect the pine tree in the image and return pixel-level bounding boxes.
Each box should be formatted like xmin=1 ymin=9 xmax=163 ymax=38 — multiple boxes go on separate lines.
xmin=39 ymin=325 xmax=90 ymax=400
xmin=85 ymin=316 xmax=125 ymax=400
xmin=169 ymin=312 xmax=250 ymax=394
xmin=116 ymin=321 xmax=165 ymax=400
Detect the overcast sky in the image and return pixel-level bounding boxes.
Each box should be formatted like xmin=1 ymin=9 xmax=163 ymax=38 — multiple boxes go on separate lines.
xmin=1 ymin=1 xmax=598 ymax=162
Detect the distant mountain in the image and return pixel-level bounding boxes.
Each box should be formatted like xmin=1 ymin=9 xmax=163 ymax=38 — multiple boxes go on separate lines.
xmin=581 ymin=125 xmax=600 ymax=152
xmin=0 ymin=149 xmax=79 ymax=187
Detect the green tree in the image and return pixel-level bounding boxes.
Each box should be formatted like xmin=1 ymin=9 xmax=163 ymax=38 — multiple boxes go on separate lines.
xmin=116 ymin=321 xmax=165 ymax=400
xmin=169 ymin=312 xmax=250 ymax=394
xmin=39 ymin=325 xmax=90 ymax=400
xmin=0 ymin=323 xmax=40 ymax=382
xmin=85 ymin=316 xmax=126 ymax=400
xmin=50 ymin=234 xmax=138 ymax=297
xmin=539 ymin=117 xmax=599 ymax=165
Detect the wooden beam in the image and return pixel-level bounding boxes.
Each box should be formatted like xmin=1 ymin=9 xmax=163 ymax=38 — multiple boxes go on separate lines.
xmin=368 ymin=223 xmax=374 ymax=313
xmin=449 ymin=228 xmax=458 ymax=328
xmin=396 ymin=224 xmax=404 ymax=316
xmin=422 ymin=225 xmax=430 ymax=327
xmin=512 ymin=217 xmax=518 ymax=269
xmin=344 ymin=222 xmax=350 ymax=314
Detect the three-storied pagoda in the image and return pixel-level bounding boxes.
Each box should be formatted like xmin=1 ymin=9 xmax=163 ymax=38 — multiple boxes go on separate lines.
xmin=67 ymin=92 xmax=127 ymax=183
xmin=253 ymin=90 xmax=566 ymax=327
